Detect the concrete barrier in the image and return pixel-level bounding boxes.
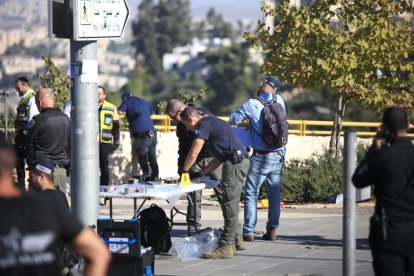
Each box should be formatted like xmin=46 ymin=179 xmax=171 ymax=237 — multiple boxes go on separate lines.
xmin=108 ymin=131 xmax=372 ymax=185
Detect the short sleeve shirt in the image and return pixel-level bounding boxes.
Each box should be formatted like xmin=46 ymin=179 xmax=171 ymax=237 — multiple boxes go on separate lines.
xmin=195 ymin=116 xmax=247 ymax=161
xmin=0 ymin=192 xmax=83 ymax=275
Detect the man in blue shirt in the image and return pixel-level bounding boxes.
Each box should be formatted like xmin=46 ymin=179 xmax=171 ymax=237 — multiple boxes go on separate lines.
xmin=230 ymin=77 xmax=287 ymax=242
xmin=118 ymin=93 xmax=159 ymax=180
xmin=181 ymin=107 xmax=249 ymax=259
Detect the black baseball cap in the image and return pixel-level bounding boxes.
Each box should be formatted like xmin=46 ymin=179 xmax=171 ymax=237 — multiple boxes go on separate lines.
xmin=263 ymin=77 xmax=279 ymax=90
xmin=27 ymin=159 xmax=54 ymax=175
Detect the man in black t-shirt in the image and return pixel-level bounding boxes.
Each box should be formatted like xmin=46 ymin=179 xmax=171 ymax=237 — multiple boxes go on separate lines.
xmin=166 ymin=99 xmax=222 ymax=235
xmin=353 ymin=107 xmax=414 ymax=275
xmin=180 ymin=106 xmax=249 ymax=259
xmin=27 ymin=158 xmax=69 ymax=210
xmin=0 ymin=140 xmax=111 ymax=276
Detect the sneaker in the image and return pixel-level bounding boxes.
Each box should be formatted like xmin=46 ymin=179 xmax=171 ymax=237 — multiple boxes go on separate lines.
xmin=235 ymin=234 xmax=246 ymax=250
xmin=262 ymin=228 xmax=276 ymax=241
xmin=203 ymin=244 xmax=234 ymax=259
xmin=242 ymin=234 xmax=255 ymax=242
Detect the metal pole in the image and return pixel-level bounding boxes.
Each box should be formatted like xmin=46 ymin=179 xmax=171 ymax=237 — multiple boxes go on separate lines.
xmin=343 ymin=131 xmax=357 ymax=276
xmin=70 ymin=39 xmax=99 ymax=227
xmin=4 ymin=91 xmax=8 ymax=141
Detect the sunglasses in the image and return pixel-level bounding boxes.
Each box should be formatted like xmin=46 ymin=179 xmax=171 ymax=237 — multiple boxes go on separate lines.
xmin=170 ymin=109 xmax=181 ymax=120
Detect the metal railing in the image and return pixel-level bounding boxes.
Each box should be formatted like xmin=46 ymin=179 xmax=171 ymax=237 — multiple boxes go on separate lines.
xmin=148 ymin=114 xmax=413 ymax=137
xmin=3 ymin=113 xmax=413 ymax=138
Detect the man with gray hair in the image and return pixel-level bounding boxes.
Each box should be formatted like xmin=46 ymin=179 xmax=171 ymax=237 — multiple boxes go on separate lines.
xmin=25 ymin=88 xmax=71 ymax=193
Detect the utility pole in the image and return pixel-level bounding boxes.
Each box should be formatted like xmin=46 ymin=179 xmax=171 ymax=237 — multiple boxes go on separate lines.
xmin=70 ymin=41 xmax=99 ymax=226
xmin=48 ymin=0 xmax=129 ymax=226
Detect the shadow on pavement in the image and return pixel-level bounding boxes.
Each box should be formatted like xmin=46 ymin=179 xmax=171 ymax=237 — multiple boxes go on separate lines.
xmin=276 ymin=235 xmax=370 ymax=250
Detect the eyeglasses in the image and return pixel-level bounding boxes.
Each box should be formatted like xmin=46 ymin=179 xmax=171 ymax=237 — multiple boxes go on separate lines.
xmin=170 ymin=109 xmax=181 ymax=120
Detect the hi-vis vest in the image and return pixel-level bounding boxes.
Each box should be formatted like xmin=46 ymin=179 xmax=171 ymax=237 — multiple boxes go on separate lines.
xmin=15 ymin=89 xmax=36 ymax=129
xmin=99 ymin=100 xmax=115 ymax=144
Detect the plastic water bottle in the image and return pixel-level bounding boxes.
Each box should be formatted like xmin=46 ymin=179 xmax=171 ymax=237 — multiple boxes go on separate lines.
xmin=145 ymin=265 xmax=153 ymax=276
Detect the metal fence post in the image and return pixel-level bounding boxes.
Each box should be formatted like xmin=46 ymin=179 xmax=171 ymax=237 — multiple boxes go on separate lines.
xmin=343 ymin=131 xmax=357 ymax=276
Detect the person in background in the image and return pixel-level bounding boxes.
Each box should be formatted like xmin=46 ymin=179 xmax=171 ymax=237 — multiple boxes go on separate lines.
xmin=353 ymin=106 xmax=414 ymax=276
xmin=180 ymin=106 xmax=249 ymax=259
xmin=118 ymin=92 xmax=159 ymax=180
xmin=98 ymin=86 xmax=120 ymax=187
xmin=63 ymin=100 xmax=72 ymax=119
xmin=14 ymin=76 xmax=39 ymax=189
xmin=229 ymin=77 xmax=286 ymax=242
xmin=25 ymin=88 xmax=70 ymax=193
xmin=0 ymin=138 xmax=111 ymax=276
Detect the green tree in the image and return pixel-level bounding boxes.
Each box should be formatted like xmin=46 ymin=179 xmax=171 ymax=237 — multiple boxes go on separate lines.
xmin=206 ymin=8 xmax=234 ymax=40
xmin=36 ymin=56 xmax=71 ymax=110
xmin=245 ymin=0 xmax=414 ymax=153
xmin=132 ymin=0 xmax=161 ymax=76
xmin=132 ymin=0 xmax=192 ymax=77
xmin=155 ymin=0 xmax=192 ymax=57
xmin=204 ymin=43 xmax=263 ymax=114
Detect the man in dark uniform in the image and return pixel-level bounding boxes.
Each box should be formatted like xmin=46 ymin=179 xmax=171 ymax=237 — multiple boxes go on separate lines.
xmin=180 ymin=106 xmax=249 ymax=259
xmin=118 ymin=92 xmax=159 ymax=180
xmin=165 ymin=99 xmax=221 ymax=235
xmin=353 ymin=106 xmax=414 ymax=276
xmin=25 ymin=88 xmax=70 ymax=193
xmin=14 ymin=76 xmax=39 ymax=189
xmin=98 ymin=86 xmax=120 ymax=186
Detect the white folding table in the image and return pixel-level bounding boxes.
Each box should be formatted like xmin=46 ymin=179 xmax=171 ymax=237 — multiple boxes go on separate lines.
xmin=100 ymin=182 xmax=212 ymax=231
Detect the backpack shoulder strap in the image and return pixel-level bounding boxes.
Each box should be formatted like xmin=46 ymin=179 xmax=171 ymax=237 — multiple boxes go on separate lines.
xmin=256 ymin=96 xmax=266 ymax=105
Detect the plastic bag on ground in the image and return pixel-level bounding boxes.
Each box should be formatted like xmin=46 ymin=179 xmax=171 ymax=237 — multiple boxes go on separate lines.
xmin=169 ymin=228 xmax=221 ymax=262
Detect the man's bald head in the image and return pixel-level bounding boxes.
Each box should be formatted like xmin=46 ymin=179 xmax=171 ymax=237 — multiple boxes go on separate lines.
xmin=36 ymin=88 xmax=55 ymax=110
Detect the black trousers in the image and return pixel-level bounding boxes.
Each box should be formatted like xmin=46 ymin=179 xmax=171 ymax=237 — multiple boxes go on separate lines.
xmin=15 ymin=145 xmax=26 ymax=190
xmin=99 ymin=143 xmax=113 ymax=186
xmin=369 ymin=219 xmax=414 ymax=276
xmin=133 ymin=134 xmax=159 ymax=179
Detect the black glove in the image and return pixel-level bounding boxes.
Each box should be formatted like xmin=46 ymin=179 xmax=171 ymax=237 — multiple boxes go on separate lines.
xmin=188 ymin=171 xmax=201 ymax=180
xmin=112 ymin=142 xmax=120 ymax=151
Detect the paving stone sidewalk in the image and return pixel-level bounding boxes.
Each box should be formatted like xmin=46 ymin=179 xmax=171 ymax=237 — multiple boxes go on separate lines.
xmin=99 ymin=199 xmax=374 ymax=276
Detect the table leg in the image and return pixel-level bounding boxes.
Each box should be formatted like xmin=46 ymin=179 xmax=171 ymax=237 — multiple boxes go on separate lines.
xmin=136 ymin=198 xmax=148 ymax=217
xmin=109 ymin=198 xmax=113 ymax=219
xmin=133 ymin=198 xmax=137 ymax=218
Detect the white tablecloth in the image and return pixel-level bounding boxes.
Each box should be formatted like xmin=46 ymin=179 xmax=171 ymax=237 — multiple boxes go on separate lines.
xmin=100 ymin=176 xmax=219 ymax=209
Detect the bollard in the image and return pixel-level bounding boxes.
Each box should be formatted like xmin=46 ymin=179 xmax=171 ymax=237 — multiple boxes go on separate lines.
xmin=343 ymin=131 xmax=357 ymax=276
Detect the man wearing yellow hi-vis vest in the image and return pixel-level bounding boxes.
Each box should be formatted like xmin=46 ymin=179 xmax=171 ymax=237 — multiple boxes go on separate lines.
xmin=14 ymin=76 xmax=39 ymax=189
xmin=98 ymin=86 xmax=120 ymax=186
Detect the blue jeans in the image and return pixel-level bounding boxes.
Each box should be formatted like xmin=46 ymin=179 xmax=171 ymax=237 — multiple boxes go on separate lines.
xmin=243 ymin=152 xmax=284 ymax=235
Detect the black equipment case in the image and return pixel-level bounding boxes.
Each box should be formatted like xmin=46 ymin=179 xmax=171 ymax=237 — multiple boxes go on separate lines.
xmin=97 ymin=218 xmax=155 ymax=276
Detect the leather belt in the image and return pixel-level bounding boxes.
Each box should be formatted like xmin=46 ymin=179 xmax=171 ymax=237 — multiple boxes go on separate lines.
xmin=133 ymin=131 xmax=154 ymax=139
xmin=253 ymin=149 xmax=279 ymax=155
